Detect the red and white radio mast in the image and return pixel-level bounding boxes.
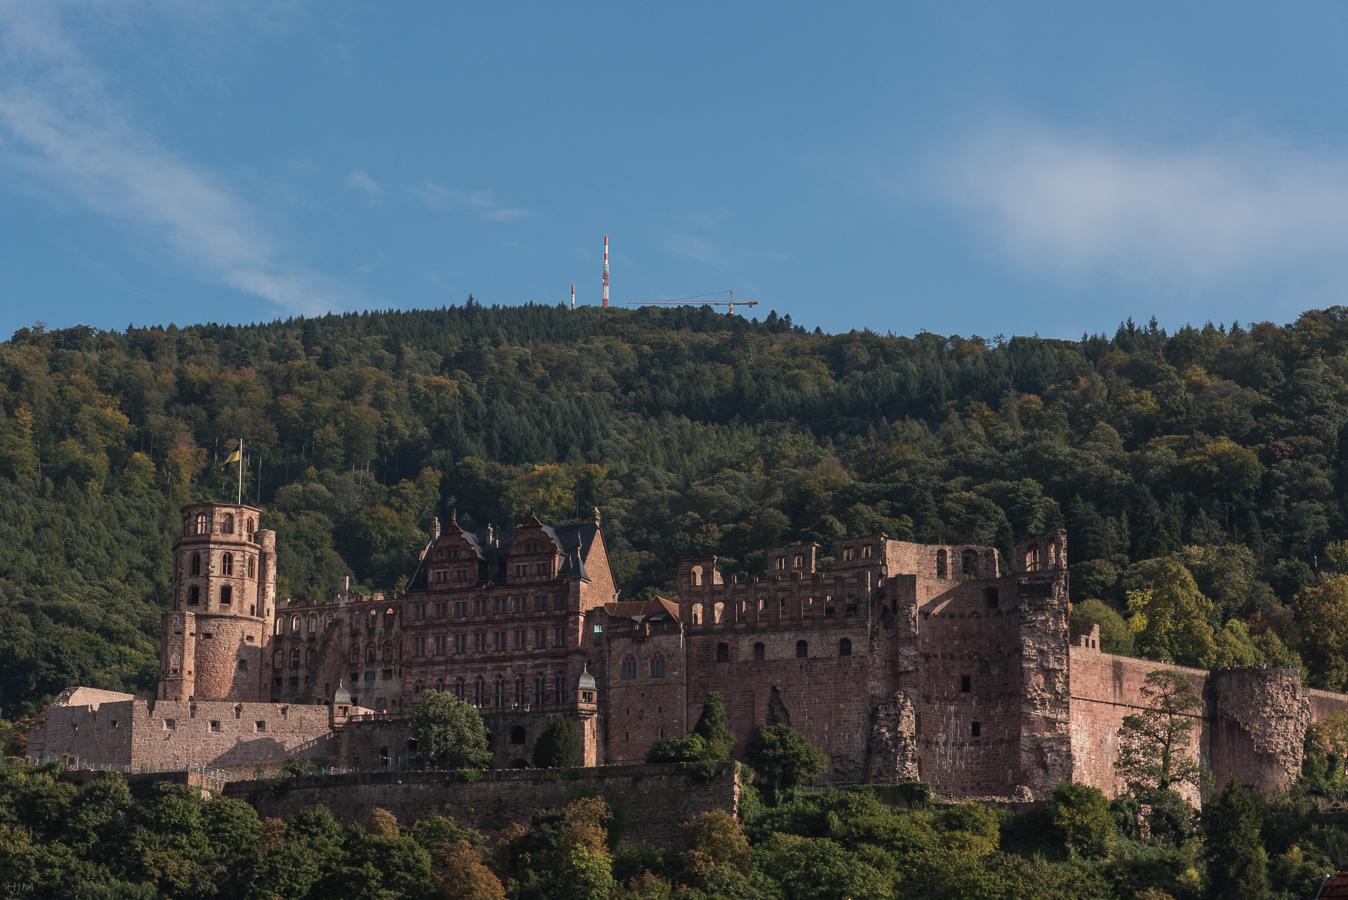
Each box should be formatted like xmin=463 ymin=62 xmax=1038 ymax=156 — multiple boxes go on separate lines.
xmin=602 ymin=235 xmax=609 ymax=308
xmin=571 ymin=283 xmax=575 ymax=311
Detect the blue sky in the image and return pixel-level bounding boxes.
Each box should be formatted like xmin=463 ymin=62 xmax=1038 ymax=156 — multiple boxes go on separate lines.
xmin=3 ymin=2 xmax=1348 ymax=341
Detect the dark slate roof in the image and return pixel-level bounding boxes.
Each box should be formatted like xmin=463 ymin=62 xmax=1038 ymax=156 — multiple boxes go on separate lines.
xmin=406 ymin=519 xmax=601 ymax=592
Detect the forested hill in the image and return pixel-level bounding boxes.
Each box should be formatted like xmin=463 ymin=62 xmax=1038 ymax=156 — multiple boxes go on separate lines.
xmin=5 ymin=301 xmax=1348 ymax=724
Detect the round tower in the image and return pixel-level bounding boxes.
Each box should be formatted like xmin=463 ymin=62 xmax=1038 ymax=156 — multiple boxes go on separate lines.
xmin=159 ymin=503 xmax=276 ymax=702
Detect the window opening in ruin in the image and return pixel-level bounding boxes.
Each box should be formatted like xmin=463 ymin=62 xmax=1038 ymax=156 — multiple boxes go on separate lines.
xmin=366 ymin=645 xmax=376 ymax=663
xmin=190 ymin=553 xmax=201 ymax=576
xmin=202 ymin=632 xmax=214 ymax=640
xmin=255 ymin=721 xmax=267 ymax=733
xmin=796 ymin=640 xmax=808 ymax=659
xmin=843 ymin=547 xmax=855 ymax=561
xmin=235 ymin=705 xmax=243 ymax=719
xmin=794 ymin=554 xmax=804 ymax=567
xmin=238 ymin=659 xmax=248 ymax=671
xmin=936 ymin=549 xmax=947 ymax=579
xmin=691 ymin=565 xmax=702 ymax=586
xmin=220 ymin=586 xmax=232 ymax=606
xmin=716 ymin=643 xmax=730 ymax=663
xmin=862 ymin=545 xmax=872 ymax=559
xmin=246 ymin=518 xmax=254 ymax=538
xmin=776 ymin=556 xmax=786 ymax=570
xmin=164 ymin=719 xmax=175 ymax=731
xmin=753 ymin=642 xmax=765 ymax=661
xmin=1027 ymin=546 xmax=1040 ymax=571
xmin=962 ymin=551 xmax=978 ymax=581
xmin=961 ymin=675 xmax=971 ymax=692
xmin=984 ymin=588 xmax=999 ymax=609
xmin=692 ymin=605 xmax=702 ymax=625
xmin=824 ymin=596 xmax=836 ymax=616
xmin=383 ymin=642 xmax=393 ymax=662
xmin=196 ymin=514 xmax=208 ymax=535
xmin=971 ymin=722 xmax=981 ymax=738
xmin=350 ymin=644 xmax=359 ymax=663
xmin=511 ymin=726 xmax=526 ymax=744
xmin=714 ymin=602 xmax=724 ymax=624
xmin=189 ymin=585 xmax=199 ymax=606
xmin=594 ymin=625 xmax=603 ymax=646
xmin=308 ymin=614 xmax=317 ymax=632
xmin=290 ymin=650 xmax=300 ymax=669
xmin=621 ymin=656 xmax=637 ymax=679
xmin=210 ymin=721 xmax=221 ymax=732
xmin=650 ymin=655 xmax=666 ymax=677
xmin=494 ymin=675 xmax=506 ymax=707
xmin=839 ymin=638 xmax=852 ymax=657
xmin=306 ymin=649 xmax=317 ymax=668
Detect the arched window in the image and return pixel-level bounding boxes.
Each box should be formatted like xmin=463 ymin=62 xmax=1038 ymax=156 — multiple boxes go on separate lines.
xmin=383 ymin=642 xmax=393 ymax=662
xmin=691 ymin=604 xmax=702 ymax=626
xmin=237 ymin=659 xmax=248 ymax=671
xmin=515 ymin=675 xmax=526 ymax=706
xmin=650 ymin=654 xmax=666 ymax=677
xmin=435 ymin=678 xmax=445 ymax=693
xmin=220 ymin=585 xmax=232 ymax=606
xmin=223 ymin=514 xmax=235 ymax=535
xmin=247 ymin=557 xmax=256 ymax=578
xmin=494 ymin=675 xmax=506 ymax=707
xmin=190 ymin=553 xmax=201 ymax=576
xmin=291 ymin=615 xmax=300 ymax=633
xmin=621 ymin=655 xmax=637 ymax=680
xmin=350 ymin=644 xmax=360 ymax=664
xmin=962 ymin=551 xmax=978 ymax=581
xmin=936 ymin=549 xmax=947 ymax=580
xmin=796 ymin=640 xmax=808 ymax=659
xmin=455 ymin=678 xmax=466 ymax=700
xmin=475 ymin=677 xmax=486 ymax=707
xmin=839 ymin=638 xmax=852 ymax=657
xmin=555 ymin=673 xmax=565 ymax=705
xmin=753 ymin=642 xmax=765 ymax=661
xmin=414 ymin=680 xmax=424 ymax=695
xmin=188 ymin=585 xmax=200 ymax=606
xmin=196 ymin=513 xmax=209 ymax=535
xmin=1026 ymin=545 xmax=1041 ymax=572
xmin=716 ymin=643 xmax=730 ymax=663
xmin=714 ymin=602 xmax=724 ymax=624
xmin=366 ymin=644 xmax=376 ymax=664
xmin=510 ymin=726 xmax=526 ymax=745
xmin=305 ymin=648 xmax=316 ymax=668
xmin=535 ymin=673 xmax=546 ymax=705
xmin=221 ymin=553 xmax=233 ymax=576
xmin=308 ymin=614 xmax=317 ymax=633
xmin=290 ymin=649 xmax=300 ymax=669
xmin=246 ymin=518 xmax=255 ymax=538
xmin=691 ymin=565 xmax=702 ymax=586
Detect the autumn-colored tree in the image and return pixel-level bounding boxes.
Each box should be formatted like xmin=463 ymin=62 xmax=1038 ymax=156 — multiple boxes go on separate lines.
xmin=431 ymin=840 xmax=507 ymax=900
xmin=679 ymin=809 xmax=750 ymax=876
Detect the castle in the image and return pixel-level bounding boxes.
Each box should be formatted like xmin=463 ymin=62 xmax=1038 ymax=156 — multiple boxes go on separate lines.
xmin=29 ymin=503 xmax=1348 ymax=800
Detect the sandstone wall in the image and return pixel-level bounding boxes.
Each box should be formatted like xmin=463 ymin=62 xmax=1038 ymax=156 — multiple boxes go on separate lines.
xmin=1068 ymin=644 xmax=1208 ymax=799
xmin=225 ymin=764 xmax=739 ymax=849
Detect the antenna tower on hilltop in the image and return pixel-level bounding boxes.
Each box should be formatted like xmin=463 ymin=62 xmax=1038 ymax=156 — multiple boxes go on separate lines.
xmin=602 ymin=235 xmax=609 ymax=308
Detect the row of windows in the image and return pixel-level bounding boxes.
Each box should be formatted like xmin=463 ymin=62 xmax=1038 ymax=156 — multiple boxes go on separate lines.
xmin=712 ymin=638 xmax=852 ymax=662
xmin=934 ymin=549 xmax=981 ymax=581
xmin=350 ymin=642 xmax=396 ymax=664
xmin=186 ymin=585 xmax=235 ymax=607
xmin=618 ymin=655 xmax=667 ymax=679
xmin=689 ymin=595 xmax=857 ymax=625
xmin=412 ymin=595 xmax=567 ymax=619
xmin=415 ymin=672 xmax=568 ymax=708
xmin=409 ymin=627 xmax=567 ymax=657
xmin=184 ymin=551 xmax=257 ymax=579
xmin=187 ymin=512 xmax=255 ymax=537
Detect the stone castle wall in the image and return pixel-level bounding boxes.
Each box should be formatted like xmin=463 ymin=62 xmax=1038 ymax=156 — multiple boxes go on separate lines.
xmin=225 ymin=764 xmax=740 ymax=849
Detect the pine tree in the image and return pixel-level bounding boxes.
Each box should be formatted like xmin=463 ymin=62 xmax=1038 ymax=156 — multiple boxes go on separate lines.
xmin=1203 ymin=781 xmax=1269 ymax=900
xmin=692 ymin=692 xmax=735 ymax=761
xmin=533 ymin=716 xmax=581 ymax=768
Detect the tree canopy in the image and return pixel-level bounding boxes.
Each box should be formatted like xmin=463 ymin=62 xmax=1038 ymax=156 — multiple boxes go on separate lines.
xmin=409 ymin=690 xmax=492 ymax=770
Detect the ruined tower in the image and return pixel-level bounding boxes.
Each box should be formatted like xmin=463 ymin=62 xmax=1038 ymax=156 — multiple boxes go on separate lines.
xmin=158 ymin=503 xmax=276 ymax=702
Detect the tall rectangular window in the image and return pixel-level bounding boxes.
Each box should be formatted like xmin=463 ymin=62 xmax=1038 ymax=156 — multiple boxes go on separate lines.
xmin=534 ymin=595 xmax=547 ymax=611
xmin=474 ymin=633 xmax=486 ymax=652
xmin=514 ymin=629 xmax=527 ymax=650
xmin=413 ymin=637 xmax=426 ymax=657
xmin=494 ymin=598 xmax=506 ymax=615
xmin=554 ymin=627 xmax=565 ymax=648
xmin=514 ymin=597 xmax=526 ymax=613
xmin=434 ymin=636 xmax=447 ymax=655
xmin=414 ymin=604 xmax=426 ymax=620
xmin=454 ymin=634 xmax=467 ymax=654
xmin=534 ymin=628 xmax=547 ymax=648
xmin=494 ymin=632 xmax=507 ymax=651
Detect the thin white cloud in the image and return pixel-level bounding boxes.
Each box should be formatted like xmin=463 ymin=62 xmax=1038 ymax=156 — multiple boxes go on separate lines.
xmin=0 ymin=3 xmax=354 ymax=315
xmin=936 ymin=123 xmax=1348 ymax=286
xmin=664 ymin=234 xmax=719 ymax=263
xmin=343 ymin=169 xmax=383 ymax=196
xmin=411 ymin=182 xmax=532 ymax=222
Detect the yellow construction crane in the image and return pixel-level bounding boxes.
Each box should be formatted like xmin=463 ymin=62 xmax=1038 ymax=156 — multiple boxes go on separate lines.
xmin=625 ymin=290 xmax=758 ymax=316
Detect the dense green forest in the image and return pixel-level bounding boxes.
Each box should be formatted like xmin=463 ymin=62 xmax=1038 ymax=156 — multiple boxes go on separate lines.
xmin=6 ymin=301 xmax=1348 ymax=726
xmin=3 ymin=761 xmax=1347 ymax=900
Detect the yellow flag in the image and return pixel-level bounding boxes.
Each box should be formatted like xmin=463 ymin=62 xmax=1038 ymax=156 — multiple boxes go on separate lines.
xmin=221 ymin=449 xmax=241 ymax=469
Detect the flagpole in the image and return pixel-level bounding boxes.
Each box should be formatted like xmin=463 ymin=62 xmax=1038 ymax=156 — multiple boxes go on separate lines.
xmin=237 ymin=438 xmax=243 ymax=506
